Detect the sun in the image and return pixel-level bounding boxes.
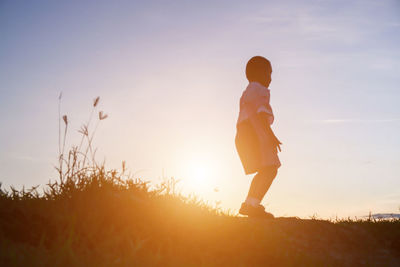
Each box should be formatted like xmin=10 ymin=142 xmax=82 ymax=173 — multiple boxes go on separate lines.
xmin=188 ymin=162 xmax=211 ymax=186
xmin=181 ymin=156 xmax=217 ymax=194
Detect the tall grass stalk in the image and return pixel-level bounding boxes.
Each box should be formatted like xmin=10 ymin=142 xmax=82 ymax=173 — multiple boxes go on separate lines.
xmin=57 ymin=95 xmax=107 ymax=183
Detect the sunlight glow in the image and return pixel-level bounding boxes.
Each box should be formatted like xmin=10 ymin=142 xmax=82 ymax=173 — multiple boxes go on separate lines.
xmin=180 ymin=155 xmax=218 ymax=195
xmin=188 ymin=162 xmax=212 ymax=187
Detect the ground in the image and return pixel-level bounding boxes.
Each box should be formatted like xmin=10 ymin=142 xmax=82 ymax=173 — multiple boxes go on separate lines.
xmin=1 ymin=170 xmax=399 ymax=266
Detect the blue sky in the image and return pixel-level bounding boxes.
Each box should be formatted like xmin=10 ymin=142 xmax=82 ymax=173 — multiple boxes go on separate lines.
xmin=0 ymin=0 xmax=399 ymax=218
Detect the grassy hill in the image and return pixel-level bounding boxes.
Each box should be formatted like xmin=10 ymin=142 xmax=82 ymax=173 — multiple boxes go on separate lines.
xmin=1 ymin=168 xmax=399 ymax=266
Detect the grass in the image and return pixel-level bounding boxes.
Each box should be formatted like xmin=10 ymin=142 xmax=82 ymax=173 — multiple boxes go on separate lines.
xmin=1 ymin=96 xmax=399 ymax=266
xmin=1 ymin=168 xmax=400 ymax=266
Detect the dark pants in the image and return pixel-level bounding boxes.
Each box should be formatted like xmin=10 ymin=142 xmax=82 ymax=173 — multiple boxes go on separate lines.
xmin=247 ymin=166 xmax=278 ymax=201
xmin=236 ymin=119 xmax=279 ymax=175
xmin=235 ymin=120 xmax=262 ymax=175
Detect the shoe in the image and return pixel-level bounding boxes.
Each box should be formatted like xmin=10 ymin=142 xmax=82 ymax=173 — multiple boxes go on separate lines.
xmin=239 ymin=202 xmax=274 ymax=219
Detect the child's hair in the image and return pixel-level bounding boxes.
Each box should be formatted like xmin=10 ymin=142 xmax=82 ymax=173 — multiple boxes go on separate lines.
xmin=245 ymin=56 xmax=272 ymax=83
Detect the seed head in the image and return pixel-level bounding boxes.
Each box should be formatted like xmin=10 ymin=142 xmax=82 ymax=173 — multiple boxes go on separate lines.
xmin=122 ymin=161 xmax=126 ymax=171
xmin=62 ymin=115 xmax=68 ymax=125
xmin=78 ymin=125 xmax=89 ymax=136
xmin=93 ymin=96 xmax=100 ymax=107
xmin=99 ymin=111 xmax=108 ymax=120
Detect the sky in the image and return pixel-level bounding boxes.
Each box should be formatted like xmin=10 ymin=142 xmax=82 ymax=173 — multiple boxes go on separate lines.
xmin=0 ymin=0 xmax=399 ymax=218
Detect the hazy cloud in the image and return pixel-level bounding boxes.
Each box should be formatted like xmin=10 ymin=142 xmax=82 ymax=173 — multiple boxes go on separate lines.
xmin=243 ymin=0 xmax=400 ymax=46
xmin=10 ymin=155 xmax=53 ymax=163
xmin=309 ymin=118 xmax=400 ymax=124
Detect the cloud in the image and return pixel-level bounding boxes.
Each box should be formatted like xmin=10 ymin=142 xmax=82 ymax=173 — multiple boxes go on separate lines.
xmin=378 ymin=193 xmax=400 ymax=205
xmin=310 ymin=118 xmax=400 ymax=124
xmin=242 ymin=0 xmax=400 ymax=46
xmin=370 ymin=213 xmax=400 ymax=219
xmin=11 ymin=155 xmax=53 ymax=163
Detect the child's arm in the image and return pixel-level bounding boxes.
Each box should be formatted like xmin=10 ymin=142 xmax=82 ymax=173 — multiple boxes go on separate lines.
xmin=266 ymin=124 xmax=282 ymax=152
xmin=258 ymin=113 xmax=282 ymax=152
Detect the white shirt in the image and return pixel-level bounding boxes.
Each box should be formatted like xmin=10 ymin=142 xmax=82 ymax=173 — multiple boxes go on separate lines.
xmin=237 ymin=82 xmax=274 ymax=126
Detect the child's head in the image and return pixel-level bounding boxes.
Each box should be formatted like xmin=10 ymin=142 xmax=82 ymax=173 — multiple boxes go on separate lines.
xmin=245 ymin=56 xmax=272 ymax=87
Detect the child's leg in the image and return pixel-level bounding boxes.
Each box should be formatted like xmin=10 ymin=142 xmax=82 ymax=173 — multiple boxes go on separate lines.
xmin=245 ymin=166 xmax=278 ymax=205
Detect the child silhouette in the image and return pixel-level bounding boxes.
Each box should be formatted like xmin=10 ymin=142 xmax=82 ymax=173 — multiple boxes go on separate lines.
xmin=236 ymin=56 xmax=282 ymax=219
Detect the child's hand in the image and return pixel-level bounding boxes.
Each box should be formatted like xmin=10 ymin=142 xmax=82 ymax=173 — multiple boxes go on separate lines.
xmin=274 ymin=136 xmax=282 ymax=152
xmin=263 ymin=121 xmax=282 ymax=152
xmin=276 ymin=141 xmax=282 ymax=152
